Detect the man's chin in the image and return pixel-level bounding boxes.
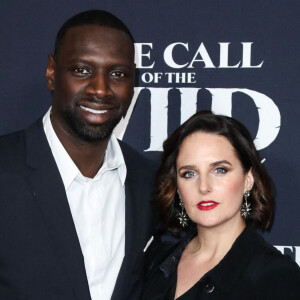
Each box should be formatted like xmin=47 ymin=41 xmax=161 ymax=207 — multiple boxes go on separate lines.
xmin=75 ymin=120 xmax=121 ymax=142
xmin=63 ymin=110 xmax=121 ymax=142
xmin=76 ymin=128 xmax=111 ymax=142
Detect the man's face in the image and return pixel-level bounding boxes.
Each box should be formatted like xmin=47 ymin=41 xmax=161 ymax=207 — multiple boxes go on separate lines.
xmin=46 ymin=25 xmax=135 ymax=142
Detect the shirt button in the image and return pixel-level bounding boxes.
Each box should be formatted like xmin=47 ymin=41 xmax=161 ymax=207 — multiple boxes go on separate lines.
xmin=204 ymin=283 xmax=215 ymax=293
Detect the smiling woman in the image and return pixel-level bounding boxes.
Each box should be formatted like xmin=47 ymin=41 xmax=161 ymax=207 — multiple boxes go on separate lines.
xmin=142 ymin=111 xmax=300 ymax=300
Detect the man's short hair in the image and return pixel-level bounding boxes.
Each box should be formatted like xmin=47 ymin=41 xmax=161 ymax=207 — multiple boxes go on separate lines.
xmin=54 ymin=10 xmax=134 ymax=59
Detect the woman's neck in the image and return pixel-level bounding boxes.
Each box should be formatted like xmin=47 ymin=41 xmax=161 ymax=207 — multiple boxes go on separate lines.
xmin=190 ymin=218 xmax=246 ymax=262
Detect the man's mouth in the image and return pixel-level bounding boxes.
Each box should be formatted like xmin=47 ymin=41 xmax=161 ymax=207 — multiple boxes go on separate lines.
xmin=80 ymin=105 xmax=108 ymax=114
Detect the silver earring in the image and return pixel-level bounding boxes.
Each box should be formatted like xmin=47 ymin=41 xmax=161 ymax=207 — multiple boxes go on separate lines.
xmin=177 ymin=193 xmax=189 ymax=228
xmin=241 ymin=190 xmax=251 ymax=219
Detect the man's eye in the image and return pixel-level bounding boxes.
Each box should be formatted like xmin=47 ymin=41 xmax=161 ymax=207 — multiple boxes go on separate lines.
xmin=214 ymin=167 xmax=227 ymax=174
xmin=73 ymin=68 xmax=90 ymax=75
xmin=182 ymin=171 xmax=195 ymax=178
xmin=111 ymin=71 xmax=125 ymax=78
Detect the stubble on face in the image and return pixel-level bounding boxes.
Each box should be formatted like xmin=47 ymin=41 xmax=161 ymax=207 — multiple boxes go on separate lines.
xmin=47 ymin=25 xmax=135 ymax=144
xmin=62 ymin=106 xmax=122 ymax=142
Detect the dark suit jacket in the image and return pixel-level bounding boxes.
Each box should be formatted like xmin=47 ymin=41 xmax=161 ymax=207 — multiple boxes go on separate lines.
xmin=0 ymin=119 xmax=157 ymax=300
xmin=142 ymin=226 xmax=300 ymax=300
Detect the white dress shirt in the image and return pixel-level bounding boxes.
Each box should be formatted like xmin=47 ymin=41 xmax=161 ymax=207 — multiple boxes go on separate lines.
xmin=43 ymin=108 xmax=126 ymax=300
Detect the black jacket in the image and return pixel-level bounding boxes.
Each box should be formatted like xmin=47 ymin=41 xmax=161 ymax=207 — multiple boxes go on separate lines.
xmin=0 ymin=119 xmax=157 ymax=300
xmin=142 ymin=226 xmax=300 ymax=299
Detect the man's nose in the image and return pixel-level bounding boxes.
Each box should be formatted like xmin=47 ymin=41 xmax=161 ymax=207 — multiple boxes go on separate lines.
xmin=86 ymin=73 xmax=113 ymax=98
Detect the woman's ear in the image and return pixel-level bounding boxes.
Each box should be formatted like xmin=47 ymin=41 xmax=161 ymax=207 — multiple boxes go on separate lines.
xmin=244 ymin=168 xmax=254 ymax=192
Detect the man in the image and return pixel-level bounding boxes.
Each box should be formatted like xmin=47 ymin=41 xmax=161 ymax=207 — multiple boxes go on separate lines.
xmin=0 ymin=10 xmax=157 ymax=300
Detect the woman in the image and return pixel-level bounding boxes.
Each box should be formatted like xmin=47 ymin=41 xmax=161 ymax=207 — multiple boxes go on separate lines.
xmin=142 ymin=111 xmax=300 ymax=299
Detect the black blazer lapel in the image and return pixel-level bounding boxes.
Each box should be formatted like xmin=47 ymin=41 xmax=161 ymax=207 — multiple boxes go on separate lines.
xmin=24 ymin=120 xmax=91 ymax=300
xmin=112 ymin=142 xmax=157 ymax=299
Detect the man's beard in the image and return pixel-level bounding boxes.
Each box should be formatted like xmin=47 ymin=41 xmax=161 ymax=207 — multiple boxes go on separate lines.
xmin=63 ymin=109 xmax=121 ymax=142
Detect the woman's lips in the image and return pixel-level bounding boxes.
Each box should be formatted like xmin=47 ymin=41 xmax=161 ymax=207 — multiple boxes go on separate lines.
xmin=197 ymin=201 xmax=219 ymax=211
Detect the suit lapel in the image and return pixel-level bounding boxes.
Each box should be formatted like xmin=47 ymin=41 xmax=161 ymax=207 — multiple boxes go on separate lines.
xmin=24 ymin=120 xmax=91 ymax=300
xmin=112 ymin=168 xmax=141 ymax=299
xmin=112 ymin=142 xmax=155 ymax=299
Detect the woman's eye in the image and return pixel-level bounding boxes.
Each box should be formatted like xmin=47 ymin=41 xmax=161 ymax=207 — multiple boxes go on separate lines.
xmin=182 ymin=171 xmax=195 ymax=178
xmin=214 ymin=167 xmax=227 ymax=174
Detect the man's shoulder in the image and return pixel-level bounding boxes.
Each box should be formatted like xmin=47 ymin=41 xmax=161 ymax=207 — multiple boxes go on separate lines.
xmin=0 ymin=128 xmax=25 ymax=146
xmin=118 ymin=140 xmax=159 ymax=173
xmin=0 ymin=119 xmax=44 ymax=167
xmin=0 ymin=119 xmax=43 ymax=146
xmin=0 ymin=129 xmax=28 ymax=175
xmin=0 ymin=129 xmax=26 ymax=158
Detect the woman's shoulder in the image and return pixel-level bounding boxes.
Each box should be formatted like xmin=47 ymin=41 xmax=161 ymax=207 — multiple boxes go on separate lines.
xmin=246 ymin=229 xmax=300 ymax=298
xmin=249 ymin=229 xmax=299 ymax=270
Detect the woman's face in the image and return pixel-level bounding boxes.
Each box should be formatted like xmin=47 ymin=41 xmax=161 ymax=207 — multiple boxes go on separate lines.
xmin=176 ymin=131 xmax=254 ymax=230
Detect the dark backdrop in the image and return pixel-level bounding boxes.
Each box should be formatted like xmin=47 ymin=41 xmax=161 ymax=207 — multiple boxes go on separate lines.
xmin=1 ymin=0 xmax=299 ymax=264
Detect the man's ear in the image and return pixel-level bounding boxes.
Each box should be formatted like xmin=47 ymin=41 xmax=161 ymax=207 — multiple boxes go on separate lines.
xmin=244 ymin=168 xmax=254 ymax=192
xmin=46 ymin=54 xmax=56 ymax=91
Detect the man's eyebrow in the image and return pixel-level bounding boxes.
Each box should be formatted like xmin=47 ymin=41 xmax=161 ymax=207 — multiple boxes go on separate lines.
xmin=65 ymin=58 xmax=90 ymax=64
xmin=67 ymin=57 xmax=134 ymax=68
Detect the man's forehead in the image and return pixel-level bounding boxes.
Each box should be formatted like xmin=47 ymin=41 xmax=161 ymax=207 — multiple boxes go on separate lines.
xmin=57 ymin=25 xmax=133 ymax=55
xmin=53 ymin=25 xmax=134 ymax=66
xmin=64 ymin=25 xmax=131 ymax=44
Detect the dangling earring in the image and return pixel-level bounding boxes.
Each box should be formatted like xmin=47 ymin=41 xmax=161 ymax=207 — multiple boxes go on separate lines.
xmin=241 ymin=190 xmax=251 ymax=219
xmin=177 ymin=192 xmax=189 ymax=228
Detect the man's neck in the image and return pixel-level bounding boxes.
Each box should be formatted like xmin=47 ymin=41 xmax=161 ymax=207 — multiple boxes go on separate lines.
xmin=64 ymin=139 xmax=108 ymax=178
xmin=51 ymin=116 xmax=110 ymax=178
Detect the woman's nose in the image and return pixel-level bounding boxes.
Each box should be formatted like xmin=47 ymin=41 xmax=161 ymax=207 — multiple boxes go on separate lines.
xmin=198 ymin=176 xmax=211 ymax=194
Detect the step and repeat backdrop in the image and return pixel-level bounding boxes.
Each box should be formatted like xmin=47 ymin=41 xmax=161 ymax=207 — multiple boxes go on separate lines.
xmin=1 ymin=1 xmax=299 ymax=264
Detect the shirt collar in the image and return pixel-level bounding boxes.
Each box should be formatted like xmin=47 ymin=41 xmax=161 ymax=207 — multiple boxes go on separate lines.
xmin=43 ymin=107 xmax=126 ymax=190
